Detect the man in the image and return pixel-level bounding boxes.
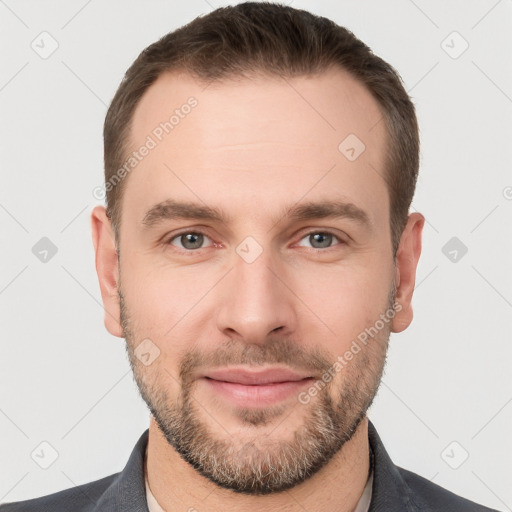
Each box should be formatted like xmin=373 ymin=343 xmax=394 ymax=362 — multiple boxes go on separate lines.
xmin=0 ymin=2 xmax=499 ymax=511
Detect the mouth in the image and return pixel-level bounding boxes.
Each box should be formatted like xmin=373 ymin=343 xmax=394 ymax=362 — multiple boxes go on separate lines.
xmin=199 ymin=367 xmax=316 ymax=407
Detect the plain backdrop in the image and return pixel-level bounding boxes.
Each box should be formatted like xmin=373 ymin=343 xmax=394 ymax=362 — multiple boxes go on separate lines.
xmin=1 ymin=0 xmax=511 ymax=510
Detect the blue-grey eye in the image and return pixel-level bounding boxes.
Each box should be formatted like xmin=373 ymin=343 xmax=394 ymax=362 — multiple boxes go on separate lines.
xmin=171 ymin=232 xmax=210 ymax=250
xmin=298 ymin=231 xmax=338 ymax=249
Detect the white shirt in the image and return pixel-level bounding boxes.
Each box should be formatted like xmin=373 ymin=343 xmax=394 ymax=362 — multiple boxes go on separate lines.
xmin=145 ymin=470 xmax=373 ymax=512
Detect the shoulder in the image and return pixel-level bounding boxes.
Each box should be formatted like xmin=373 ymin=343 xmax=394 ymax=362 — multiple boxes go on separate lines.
xmin=0 ymin=429 xmax=150 ymax=512
xmin=0 ymin=472 xmax=118 ymax=512
xmin=397 ymin=466 xmax=499 ymax=512
xmin=367 ymin=420 xmax=499 ymax=512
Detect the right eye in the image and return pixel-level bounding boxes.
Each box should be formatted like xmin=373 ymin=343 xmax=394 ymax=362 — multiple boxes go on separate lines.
xmin=165 ymin=231 xmax=215 ymax=251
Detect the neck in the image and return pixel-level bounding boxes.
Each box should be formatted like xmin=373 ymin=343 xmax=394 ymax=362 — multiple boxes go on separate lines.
xmin=145 ymin=416 xmax=370 ymax=512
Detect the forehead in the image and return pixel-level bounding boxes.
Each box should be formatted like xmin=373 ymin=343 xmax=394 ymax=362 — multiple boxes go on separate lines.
xmin=123 ymin=68 xmax=389 ymax=231
xmin=131 ymin=68 xmax=386 ymax=150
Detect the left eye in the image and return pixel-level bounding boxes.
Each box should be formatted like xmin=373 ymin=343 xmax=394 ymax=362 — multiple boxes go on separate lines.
xmin=296 ymin=231 xmax=342 ymax=250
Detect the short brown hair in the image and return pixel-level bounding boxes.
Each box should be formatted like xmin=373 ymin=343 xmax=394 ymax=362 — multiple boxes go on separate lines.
xmin=104 ymin=2 xmax=419 ymax=256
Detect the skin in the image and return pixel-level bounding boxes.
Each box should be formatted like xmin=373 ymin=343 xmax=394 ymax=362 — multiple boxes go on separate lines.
xmin=91 ymin=68 xmax=424 ymax=511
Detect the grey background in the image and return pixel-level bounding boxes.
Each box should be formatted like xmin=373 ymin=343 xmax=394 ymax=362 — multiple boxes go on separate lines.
xmin=1 ymin=0 xmax=511 ymax=509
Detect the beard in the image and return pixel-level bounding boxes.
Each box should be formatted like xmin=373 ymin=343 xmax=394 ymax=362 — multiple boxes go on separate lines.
xmin=119 ymin=284 xmax=395 ymax=495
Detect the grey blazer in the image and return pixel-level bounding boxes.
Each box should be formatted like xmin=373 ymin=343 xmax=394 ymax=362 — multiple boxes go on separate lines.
xmin=0 ymin=421 xmax=499 ymax=511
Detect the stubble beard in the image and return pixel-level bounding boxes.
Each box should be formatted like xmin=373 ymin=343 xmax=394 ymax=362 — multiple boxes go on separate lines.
xmin=119 ymin=286 xmax=394 ymax=495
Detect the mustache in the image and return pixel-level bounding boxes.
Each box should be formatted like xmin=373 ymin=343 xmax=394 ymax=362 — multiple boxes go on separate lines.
xmin=179 ymin=337 xmax=334 ymax=383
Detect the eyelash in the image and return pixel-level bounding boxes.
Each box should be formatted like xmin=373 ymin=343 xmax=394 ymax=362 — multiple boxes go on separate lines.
xmin=163 ymin=229 xmax=346 ymax=254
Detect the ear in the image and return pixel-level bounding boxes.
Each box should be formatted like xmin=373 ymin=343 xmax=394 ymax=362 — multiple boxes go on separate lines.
xmin=391 ymin=212 xmax=425 ymax=333
xmin=91 ymin=206 xmax=123 ymax=338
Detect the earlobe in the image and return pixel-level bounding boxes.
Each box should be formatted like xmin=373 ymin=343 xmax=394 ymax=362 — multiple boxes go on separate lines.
xmin=91 ymin=206 xmax=123 ymax=338
xmin=391 ymin=212 xmax=425 ymax=334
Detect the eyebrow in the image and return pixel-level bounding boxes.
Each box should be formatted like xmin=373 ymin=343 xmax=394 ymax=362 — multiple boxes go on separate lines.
xmin=141 ymin=198 xmax=372 ymax=231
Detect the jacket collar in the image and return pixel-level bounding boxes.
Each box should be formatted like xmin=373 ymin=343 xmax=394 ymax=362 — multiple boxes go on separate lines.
xmin=93 ymin=428 xmax=150 ymax=511
xmin=367 ymin=421 xmax=428 ymax=512
xmin=93 ymin=420 xmax=421 ymax=512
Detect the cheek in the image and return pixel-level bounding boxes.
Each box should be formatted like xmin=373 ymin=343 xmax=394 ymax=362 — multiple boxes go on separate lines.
xmin=124 ymin=248 xmax=199 ymax=307
xmin=293 ymin=262 xmax=392 ymax=352
xmin=121 ymin=259 xmax=230 ymax=381
xmin=120 ymin=257 xmax=197 ymax=347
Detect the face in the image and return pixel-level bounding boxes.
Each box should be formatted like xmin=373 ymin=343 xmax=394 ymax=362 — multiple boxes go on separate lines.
xmin=92 ymin=68 xmax=423 ymax=495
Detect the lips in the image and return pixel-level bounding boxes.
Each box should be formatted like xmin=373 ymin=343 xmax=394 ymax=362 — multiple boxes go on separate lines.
xmin=203 ymin=367 xmax=313 ymax=385
xmin=200 ymin=368 xmax=315 ymax=407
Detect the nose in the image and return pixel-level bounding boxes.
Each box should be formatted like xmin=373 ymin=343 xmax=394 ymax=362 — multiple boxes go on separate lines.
xmin=215 ymin=244 xmax=298 ymax=344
